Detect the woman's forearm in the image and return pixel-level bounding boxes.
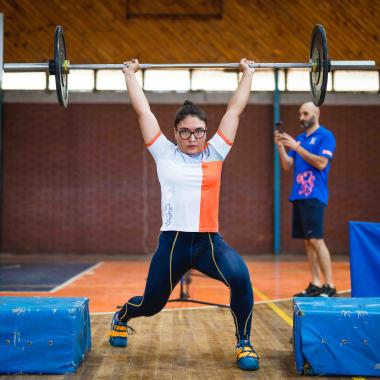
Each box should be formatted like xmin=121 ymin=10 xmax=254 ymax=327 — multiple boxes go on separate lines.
xmin=124 ymin=71 xmax=150 ymax=116
xmin=226 ymin=70 xmax=254 ymax=115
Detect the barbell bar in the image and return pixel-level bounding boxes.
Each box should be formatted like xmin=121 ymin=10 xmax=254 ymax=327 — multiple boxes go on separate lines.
xmin=2 ymin=24 xmax=376 ymax=108
xmin=4 ymin=61 xmax=375 ymax=72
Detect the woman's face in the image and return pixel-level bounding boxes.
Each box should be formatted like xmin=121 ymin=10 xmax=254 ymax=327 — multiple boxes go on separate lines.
xmin=174 ymin=115 xmax=207 ymax=155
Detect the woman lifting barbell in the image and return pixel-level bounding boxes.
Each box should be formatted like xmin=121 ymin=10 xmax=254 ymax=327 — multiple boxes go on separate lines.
xmin=109 ymin=58 xmax=259 ymax=371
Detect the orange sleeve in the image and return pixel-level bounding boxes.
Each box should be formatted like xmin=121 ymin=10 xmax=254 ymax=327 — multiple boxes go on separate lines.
xmin=217 ymin=130 xmax=233 ymax=146
xmin=145 ymin=131 xmax=162 ymax=148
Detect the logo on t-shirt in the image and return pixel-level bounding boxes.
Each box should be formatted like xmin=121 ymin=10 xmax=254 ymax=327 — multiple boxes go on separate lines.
xmin=309 ymin=137 xmax=317 ymax=145
xmin=296 ymin=171 xmax=315 ymax=196
xmin=163 ymin=203 xmax=173 ymax=226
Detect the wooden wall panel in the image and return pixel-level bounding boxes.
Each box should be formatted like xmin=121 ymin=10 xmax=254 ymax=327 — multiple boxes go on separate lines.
xmin=126 ymin=0 xmax=223 ymax=18
xmin=0 ymin=0 xmax=378 ymax=66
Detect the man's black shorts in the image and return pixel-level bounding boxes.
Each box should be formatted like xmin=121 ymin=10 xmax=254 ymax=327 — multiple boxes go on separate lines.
xmin=292 ymin=199 xmax=326 ymax=239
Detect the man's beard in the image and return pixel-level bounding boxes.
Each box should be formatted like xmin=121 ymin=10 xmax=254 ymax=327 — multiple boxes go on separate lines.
xmin=301 ymin=116 xmax=316 ymax=130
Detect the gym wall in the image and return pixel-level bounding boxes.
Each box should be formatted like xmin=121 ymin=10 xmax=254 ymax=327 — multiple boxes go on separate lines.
xmin=1 ymin=0 xmax=379 ymax=255
xmin=2 ymin=103 xmax=379 ymax=255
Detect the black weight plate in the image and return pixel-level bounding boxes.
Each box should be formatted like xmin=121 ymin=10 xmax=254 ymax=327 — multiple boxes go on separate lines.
xmin=309 ymin=24 xmax=329 ymax=106
xmin=54 ymin=26 xmax=68 ymax=107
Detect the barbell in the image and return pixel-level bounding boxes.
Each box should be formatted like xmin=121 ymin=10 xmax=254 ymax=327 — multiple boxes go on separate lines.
xmin=3 ymin=24 xmax=376 ymax=108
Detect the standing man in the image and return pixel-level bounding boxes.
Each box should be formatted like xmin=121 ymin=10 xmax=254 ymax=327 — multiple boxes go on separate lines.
xmin=274 ymin=102 xmax=337 ymax=297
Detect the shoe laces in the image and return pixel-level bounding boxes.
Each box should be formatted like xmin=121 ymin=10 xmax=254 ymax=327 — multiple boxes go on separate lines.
xmin=236 ymin=341 xmax=260 ymax=359
xmin=112 ymin=315 xmax=136 ymax=335
xmin=126 ymin=324 xmax=136 ymax=335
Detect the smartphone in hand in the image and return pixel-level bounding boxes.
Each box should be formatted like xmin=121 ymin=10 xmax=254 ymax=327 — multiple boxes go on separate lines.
xmin=274 ymin=121 xmax=285 ymax=133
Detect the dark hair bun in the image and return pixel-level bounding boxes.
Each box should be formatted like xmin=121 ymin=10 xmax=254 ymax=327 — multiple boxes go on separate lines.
xmin=175 ymin=100 xmax=207 ymax=128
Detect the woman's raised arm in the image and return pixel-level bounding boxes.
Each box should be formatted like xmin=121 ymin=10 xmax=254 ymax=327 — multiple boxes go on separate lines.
xmin=123 ymin=59 xmax=161 ymax=144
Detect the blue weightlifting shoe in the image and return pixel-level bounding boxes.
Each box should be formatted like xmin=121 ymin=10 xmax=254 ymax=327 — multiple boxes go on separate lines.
xmin=109 ymin=311 xmax=135 ymax=347
xmin=236 ymin=340 xmax=260 ymax=371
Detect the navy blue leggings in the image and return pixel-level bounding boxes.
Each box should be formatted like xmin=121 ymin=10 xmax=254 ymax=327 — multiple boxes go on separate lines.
xmin=118 ymin=231 xmax=254 ymax=341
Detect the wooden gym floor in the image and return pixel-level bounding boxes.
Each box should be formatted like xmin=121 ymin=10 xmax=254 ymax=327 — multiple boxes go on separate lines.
xmin=0 ymin=256 xmax=359 ymax=379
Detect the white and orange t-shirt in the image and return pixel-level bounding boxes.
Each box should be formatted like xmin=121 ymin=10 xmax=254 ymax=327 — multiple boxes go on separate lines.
xmin=146 ymin=131 xmax=232 ymax=232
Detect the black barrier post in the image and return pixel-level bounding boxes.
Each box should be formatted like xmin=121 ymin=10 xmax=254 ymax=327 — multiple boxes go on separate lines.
xmin=273 ymin=69 xmax=281 ymax=255
xmin=168 ymin=271 xmax=230 ymax=308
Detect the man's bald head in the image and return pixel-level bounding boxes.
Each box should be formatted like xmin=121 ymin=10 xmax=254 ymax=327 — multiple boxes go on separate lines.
xmin=300 ymin=102 xmax=320 ymax=118
xmin=299 ymin=102 xmax=320 ymax=130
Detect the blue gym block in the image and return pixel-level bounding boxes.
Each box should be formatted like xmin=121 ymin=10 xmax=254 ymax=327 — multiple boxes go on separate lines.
xmin=0 ymin=297 xmax=91 ymax=374
xmin=349 ymin=221 xmax=380 ymax=297
xmin=293 ymin=297 xmax=380 ymax=376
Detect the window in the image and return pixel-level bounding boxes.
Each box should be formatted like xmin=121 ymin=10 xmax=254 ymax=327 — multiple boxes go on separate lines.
xmin=191 ymin=70 xmax=238 ymax=91
xmin=248 ymin=69 xmax=286 ymax=91
xmin=3 ymin=67 xmax=378 ymax=94
xmin=333 ymin=70 xmax=379 ymax=91
xmin=49 ymin=70 xmax=94 ymax=91
xmin=2 ymin=72 xmax=46 ymax=90
xmin=96 ymin=70 xmax=143 ymax=90
xmin=287 ymin=69 xmax=332 ymax=91
xmin=143 ymin=70 xmax=190 ymax=91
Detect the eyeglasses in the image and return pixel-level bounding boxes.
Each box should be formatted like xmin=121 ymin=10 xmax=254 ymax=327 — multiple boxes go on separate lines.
xmin=177 ymin=128 xmax=207 ymax=140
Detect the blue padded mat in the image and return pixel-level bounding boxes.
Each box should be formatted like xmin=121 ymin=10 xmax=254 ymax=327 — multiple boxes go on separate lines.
xmin=349 ymin=221 xmax=380 ymax=297
xmin=293 ymin=297 xmax=380 ymax=377
xmin=0 ymin=262 xmax=96 ymax=291
xmin=0 ymin=297 xmax=91 ymax=374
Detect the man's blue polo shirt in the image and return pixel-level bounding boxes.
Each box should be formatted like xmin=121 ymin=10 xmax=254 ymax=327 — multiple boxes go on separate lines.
xmin=288 ymin=126 xmax=336 ymax=205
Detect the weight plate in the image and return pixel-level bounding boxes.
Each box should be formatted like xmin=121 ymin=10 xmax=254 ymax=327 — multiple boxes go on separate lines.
xmin=54 ymin=26 xmax=69 ymax=107
xmin=309 ymin=24 xmax=330 ymax=106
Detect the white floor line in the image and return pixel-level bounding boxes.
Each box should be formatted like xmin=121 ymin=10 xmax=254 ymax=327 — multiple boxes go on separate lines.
xmin=337 ymin=289 xmax=351 ymax=294
xmin=89 ymin=289 xmax=352 ymax=316
xmin=91 ymin=305 xmax=221 ymax=316
xmin=49 ymin=261 xmax=104 ymax=293
xmin=0 ymin=290 xmax=53 ymax=294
